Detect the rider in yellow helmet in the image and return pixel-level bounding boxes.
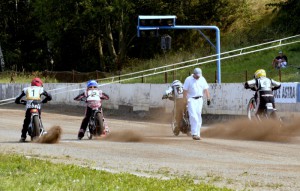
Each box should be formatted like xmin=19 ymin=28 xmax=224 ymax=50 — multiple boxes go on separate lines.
xmin=244 ymin=69 xmax=281 ymax=117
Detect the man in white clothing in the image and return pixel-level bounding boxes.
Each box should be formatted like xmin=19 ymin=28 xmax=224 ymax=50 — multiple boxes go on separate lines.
xmin=183 ymin=68 xmax=211 ymax=140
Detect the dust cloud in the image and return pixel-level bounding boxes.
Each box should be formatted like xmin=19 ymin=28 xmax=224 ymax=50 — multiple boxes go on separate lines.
xmin=202 ymin=117 xmax=300 ymax=142
xmin=36 ymin=126 xmax=62 ymax=144
xmin=104 ymin=130 xmax=144 ymax=142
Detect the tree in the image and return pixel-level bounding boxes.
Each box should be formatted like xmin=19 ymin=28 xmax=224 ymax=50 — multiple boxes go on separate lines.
xmin=267 ymin=0 xmax=300 ymax=34
xmin=0 ymin=0 xmax=43 ymax=71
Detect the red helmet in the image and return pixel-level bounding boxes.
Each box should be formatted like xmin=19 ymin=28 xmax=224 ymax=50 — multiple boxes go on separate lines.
xmin=31 ymin=77 xmax=43 ymax=87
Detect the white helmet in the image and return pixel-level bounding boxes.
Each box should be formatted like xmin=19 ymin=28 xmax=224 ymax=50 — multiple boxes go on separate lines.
xmin=172 ymin=80 xmax=182 ymax=87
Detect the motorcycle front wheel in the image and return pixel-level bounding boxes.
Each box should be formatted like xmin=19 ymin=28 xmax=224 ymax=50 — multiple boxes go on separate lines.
xmin=171 ymin=110 xmax=180 ymax=136
xmin=87 ymin=125 xmax=92 ymax=140
xmin=95 ymin=112 xmax=104 ymax=136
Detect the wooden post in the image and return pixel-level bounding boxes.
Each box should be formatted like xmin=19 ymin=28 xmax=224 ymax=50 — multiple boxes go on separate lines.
xmin=142 ymin=75 xmax=144 ymax=83
xmin=215 ymin=70 xmax=217 ymax=83
xmin=118 ymin=70 xmax=121 ymax=83
xmin=173 ymin=64 xmax=175 ymax=81
xmin=164 ymin=72 xmax=168 ymax=83
xmin=279 ymin=69 xmax=281 ymax=82
xmin=72 ymin=70 xmax=75 ymax=83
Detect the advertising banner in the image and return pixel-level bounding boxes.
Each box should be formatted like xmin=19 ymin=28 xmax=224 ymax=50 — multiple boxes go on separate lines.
xmin=274 ymin=83 xmax=297 ymax=103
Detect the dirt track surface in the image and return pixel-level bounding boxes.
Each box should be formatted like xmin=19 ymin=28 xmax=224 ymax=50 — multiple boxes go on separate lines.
xmin=1 ymin=106 xmax=300 ymax=191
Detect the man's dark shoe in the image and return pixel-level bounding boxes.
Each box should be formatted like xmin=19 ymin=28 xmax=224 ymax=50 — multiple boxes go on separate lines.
xmin=19 ymin=137 xmax=26 ymax=142
xmin=192 ymin=135 xmax=200 ymax=140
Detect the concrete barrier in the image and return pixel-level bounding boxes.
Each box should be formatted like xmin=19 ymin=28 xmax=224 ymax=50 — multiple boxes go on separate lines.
xmin=1 ymin=83 xmax=299 ymax=116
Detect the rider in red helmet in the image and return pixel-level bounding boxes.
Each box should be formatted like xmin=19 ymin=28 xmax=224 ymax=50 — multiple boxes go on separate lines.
xmin=31 ymin=77 xmax=43 ymax=87
xmin=15 ymin=77 xmax=52 ymax=142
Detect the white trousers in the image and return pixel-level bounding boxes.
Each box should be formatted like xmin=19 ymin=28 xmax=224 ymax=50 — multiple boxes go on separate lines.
xmin=187 ymin=97 xmax=203 ymax=137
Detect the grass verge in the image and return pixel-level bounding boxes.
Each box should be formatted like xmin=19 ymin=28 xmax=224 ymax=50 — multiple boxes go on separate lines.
xmin=0 ymin=154 xmax=233 ymax=191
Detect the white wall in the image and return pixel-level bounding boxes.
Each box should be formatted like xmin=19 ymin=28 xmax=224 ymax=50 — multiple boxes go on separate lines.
xmin=1 ymin=83 xmax=299 ymax=115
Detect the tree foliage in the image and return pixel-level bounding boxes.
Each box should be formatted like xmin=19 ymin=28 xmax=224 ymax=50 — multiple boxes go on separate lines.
xmin=0 ymin=0 xmax=298 ymax=72
xmin=267 ymin=0 xmax=300 ymax=34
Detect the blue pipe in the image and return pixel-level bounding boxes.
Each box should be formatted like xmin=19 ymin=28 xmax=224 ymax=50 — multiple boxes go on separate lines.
xmin=137 ymin=25 xmax=222 ymax=83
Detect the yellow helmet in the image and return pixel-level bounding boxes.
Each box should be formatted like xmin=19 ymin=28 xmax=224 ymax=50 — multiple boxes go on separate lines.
xmin=254 ymin=69 xmax=266 ymax=78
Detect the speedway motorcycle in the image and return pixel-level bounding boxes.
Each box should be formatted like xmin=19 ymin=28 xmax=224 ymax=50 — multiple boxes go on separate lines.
xmin=163 ymin=95 xmax=191 ymax=136
xmin=246 ymin=94 xmax=282 ymax=123
xmin=81 ymin=98 xmax=107 ymax=139
xmin=21 ymin=100 xmax=47 ymax=141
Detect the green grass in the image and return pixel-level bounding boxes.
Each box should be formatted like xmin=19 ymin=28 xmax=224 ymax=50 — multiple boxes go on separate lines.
xmin=114 ymin=42 xmax=300 ymax=84
xmin=0 ymin=154 xmax=233 ymax=191
xmin=0 ymin=71 xmax=58 ymax=84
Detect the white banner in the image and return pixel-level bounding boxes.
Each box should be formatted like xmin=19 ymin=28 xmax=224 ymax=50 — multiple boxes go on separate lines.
xmin=274 ymin=83 xmax=297 ymax=103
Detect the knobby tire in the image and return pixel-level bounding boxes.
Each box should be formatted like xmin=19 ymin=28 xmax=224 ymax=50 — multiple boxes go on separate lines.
xmin=95 ymin=112 xmax=104 ymax=136
xmin=32 ymin=115 xmax=40 ymax=140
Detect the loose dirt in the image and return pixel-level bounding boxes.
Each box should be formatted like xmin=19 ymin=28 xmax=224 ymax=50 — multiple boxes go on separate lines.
xmin=0 ymin=105 xmax=299 ymax=191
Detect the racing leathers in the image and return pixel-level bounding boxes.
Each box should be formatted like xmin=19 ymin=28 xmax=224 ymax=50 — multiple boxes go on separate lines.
xmin=162 ymin=81 xmax=185 ymax=132
xmin=74 ymin=88 xmax=109 ymax=139
xmin=15 ymin=86 xmax=52 ymax=140
xmin=244 ymin=77 xmax=281 ymax=117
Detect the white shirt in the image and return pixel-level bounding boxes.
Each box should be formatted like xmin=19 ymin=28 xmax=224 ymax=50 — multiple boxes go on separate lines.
xmin=183 ymin=75 xmax=209 ymax=98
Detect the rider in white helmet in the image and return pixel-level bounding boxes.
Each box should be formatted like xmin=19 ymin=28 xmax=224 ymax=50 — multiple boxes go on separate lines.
xmin=244 ymin=69 xmax=281 ymax=117
xmin=162 ymin=80 xmax=184 ymax=134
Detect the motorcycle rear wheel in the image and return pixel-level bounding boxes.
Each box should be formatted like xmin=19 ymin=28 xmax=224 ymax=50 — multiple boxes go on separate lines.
xmin=31 ymin=115 xmax=40 ymax=140
xmin=247 ymin=97 xmax=257 ymax=121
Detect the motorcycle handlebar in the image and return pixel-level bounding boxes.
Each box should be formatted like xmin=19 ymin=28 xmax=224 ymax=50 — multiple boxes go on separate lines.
xmin=20 ymin=100 xmax=45 ymax=105
xmin=80 ymin=97 xmax=107 ymax=101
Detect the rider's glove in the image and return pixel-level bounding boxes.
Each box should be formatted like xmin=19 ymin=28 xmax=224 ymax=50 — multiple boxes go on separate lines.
xmin=244 ymin=82 xmax=250 ymax=89
xmin=20 ymin=100 xmax=27 ymax=105
xmin=41 ymin=99 xmax=48 ymax=104
xmin=207 ymin=99 xmax=211 ymax=106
